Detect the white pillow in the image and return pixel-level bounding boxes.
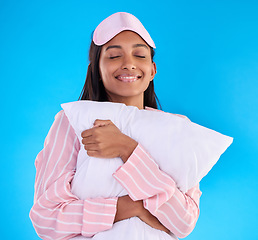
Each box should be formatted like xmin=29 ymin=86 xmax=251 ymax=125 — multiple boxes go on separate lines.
xmin=61 ymin=100 xmax=233 ymax=194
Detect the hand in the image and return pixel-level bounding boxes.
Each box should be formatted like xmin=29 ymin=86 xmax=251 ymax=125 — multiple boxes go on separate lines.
xmin=81 ymin=119 xmax=138 ymax=162
xmin=138 ymin=207 xmax=170 ymax=234
xmin=114 ymin=195 xmax=143 ymax=223
xmin=115 ymin=195 xmax=170 ymax=234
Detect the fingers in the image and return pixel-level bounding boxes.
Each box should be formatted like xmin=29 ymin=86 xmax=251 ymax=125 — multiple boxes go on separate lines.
xmin=81 ymin=119 xmax=120 ymax=159
xmin=81 ymin=128 xmax=94 ymax=138
xmin=81 ymin=119 xmax=113 ymax=137
xmin=83 ymin=142 xmax=100 ymax=157
xmin=86 ymin=150 xmax=99 ymax=157
xmin=81 ymin=135 xmax=95 ymax=145
xmin=82 ymin=134 xmax=101 ymax=153
xmin=94 ymin=119 xmax=113 ymax=127
xmin=83 ymin=143 xmax=98 ymax=151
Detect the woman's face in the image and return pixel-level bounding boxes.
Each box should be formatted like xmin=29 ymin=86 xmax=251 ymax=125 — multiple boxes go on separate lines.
xmin=99 ymin=30 xmax=156 ymax=108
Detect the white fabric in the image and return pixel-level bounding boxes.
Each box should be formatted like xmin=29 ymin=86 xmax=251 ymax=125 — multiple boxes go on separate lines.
xmin=71 ymin=217 xmax=177 ymax=240
xmin=61 ymin=100 xmax=233 ymax=195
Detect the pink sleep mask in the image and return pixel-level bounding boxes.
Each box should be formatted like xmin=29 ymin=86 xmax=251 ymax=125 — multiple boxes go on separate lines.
xmin=93 ymin=12 xmax=156 ymax=48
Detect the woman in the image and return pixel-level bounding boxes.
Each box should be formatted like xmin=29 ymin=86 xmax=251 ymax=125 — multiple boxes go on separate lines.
xmin=30 ymin=12 xmax=201 ymax=239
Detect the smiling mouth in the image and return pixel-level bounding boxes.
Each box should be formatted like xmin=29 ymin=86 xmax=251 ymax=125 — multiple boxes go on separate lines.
xmin=115 ymin=74 xmax=142 ymax=83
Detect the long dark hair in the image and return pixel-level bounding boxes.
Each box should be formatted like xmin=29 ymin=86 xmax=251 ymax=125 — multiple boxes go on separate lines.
xmin=78 ymin=40 xmax=161 ymax=109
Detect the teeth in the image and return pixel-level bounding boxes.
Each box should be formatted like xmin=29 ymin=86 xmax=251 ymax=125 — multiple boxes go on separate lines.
xmin=116 ymin=75 xmax=140 ymax=82
xmin=121 ymin=76 xmax=135 ymax=79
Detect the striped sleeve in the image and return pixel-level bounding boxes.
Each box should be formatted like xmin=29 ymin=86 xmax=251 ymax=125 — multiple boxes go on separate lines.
xmin=112 ymin=144 xmax=202 ymax=238
xmin=29 ymin=110 xmax=117 ymax=240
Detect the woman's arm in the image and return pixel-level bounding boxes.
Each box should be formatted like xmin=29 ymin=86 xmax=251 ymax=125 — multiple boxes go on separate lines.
xmin=30 ymin=111 xmax=118 ymax=239
xmin=114 ymin=194 xmax=170 ymax=233
xmin=80 ymin=116 xmax=201 ymax=238
xmin=113 ymin=144 xmax=202 ymax=238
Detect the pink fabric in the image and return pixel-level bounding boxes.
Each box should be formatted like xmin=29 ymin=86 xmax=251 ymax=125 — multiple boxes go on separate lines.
xmin=93 ymin=12 xmax=156 ymax=48
xmin=30 ymin=111 xmax=117 ymax=239
xmin=113 ymin=144 xmax=201 ymax=238
xmin=30 ymin=109 xmax=201 ymax=239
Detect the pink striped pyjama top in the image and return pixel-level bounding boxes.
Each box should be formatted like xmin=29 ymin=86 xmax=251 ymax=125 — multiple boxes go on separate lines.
xmin=30 ymin=109 xmax=202 ymax=240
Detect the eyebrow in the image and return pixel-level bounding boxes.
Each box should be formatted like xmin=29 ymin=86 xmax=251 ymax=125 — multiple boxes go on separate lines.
xmin=133 ymin=44 xmax=148 ymax=49
xmin=105 ymin=43 xmax=148 ymax=51
xmin=105 ymin=45 xmax=121 ymax=51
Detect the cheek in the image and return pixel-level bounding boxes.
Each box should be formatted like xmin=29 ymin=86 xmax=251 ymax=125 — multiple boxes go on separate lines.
xmin=99 ymin=61 xmax=115 ymax=80
xmin=143 ymin=64 xmax=154 ymax=78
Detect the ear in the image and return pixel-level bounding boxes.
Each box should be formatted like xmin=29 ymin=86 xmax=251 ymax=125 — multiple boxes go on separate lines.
xmin=150 ymin=62 xmax=157 ymax=81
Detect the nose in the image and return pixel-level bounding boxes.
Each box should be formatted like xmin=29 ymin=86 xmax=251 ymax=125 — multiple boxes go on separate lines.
xmin=121 ymin=54 xmax=136 ymax=70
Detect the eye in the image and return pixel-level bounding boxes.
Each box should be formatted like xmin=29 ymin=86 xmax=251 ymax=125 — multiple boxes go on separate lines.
xmin=109 ymin=56 xmax=121 ymax=59
xmin=135 ymin=55 xmax=146 ymax=58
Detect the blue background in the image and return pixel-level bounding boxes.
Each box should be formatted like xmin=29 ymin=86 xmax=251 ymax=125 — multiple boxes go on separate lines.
xmin=1 ymin=0 xmax=257 ymax=239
